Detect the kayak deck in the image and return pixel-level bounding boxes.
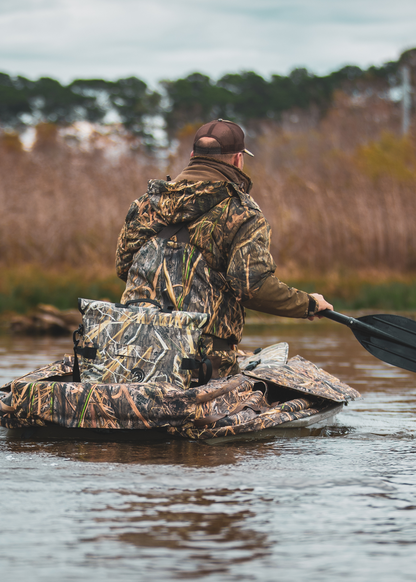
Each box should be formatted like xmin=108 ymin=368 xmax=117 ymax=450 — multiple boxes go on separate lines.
xmin=0 ymin=343 xmax=359 ymax=440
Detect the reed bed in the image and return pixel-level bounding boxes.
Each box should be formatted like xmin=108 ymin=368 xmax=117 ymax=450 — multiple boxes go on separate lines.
xmin=0 ymin=128 xmax=159 ymax=268
xmin=1 ymin=93 xmax=416 ymax=313
xmin=247 ymin=93 xmax=416 ymax=276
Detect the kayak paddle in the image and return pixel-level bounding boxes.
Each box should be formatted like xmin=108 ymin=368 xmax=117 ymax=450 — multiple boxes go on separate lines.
xmin=321 ymin=310 xmax=416 ymax=373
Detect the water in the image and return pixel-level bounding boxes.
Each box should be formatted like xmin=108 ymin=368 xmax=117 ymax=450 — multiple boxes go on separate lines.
xmin=1 ymin=322 xmax=416 ymax=582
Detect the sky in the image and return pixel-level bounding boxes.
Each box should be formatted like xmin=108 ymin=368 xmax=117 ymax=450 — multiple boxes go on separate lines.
xmin=1 ymin=0 xmax=415 ymax=88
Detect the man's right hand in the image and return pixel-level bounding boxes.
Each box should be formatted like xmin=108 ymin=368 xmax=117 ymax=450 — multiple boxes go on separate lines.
xmin=309 ymin=293 xmax=333 ymax=320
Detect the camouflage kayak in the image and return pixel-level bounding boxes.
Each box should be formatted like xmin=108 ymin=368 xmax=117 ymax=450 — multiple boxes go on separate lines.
xmin=0 ymin=343 xmax=360 ymax=440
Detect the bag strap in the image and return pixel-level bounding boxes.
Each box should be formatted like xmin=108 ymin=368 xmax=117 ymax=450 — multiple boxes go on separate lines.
xmin=115 ymin=298 xmax=174 ymax=313
xmin=116 ymin=298 xmax=161 ymax=308
xmin=72 ymin=325 xmax=83 ymax=382
xmin=72 ymin=324 xmax=98 ymax=382
xmin=181 ymin=337 xmax=212 ymax=385
xmin=181 ymin=356 xmax=212 ymax=386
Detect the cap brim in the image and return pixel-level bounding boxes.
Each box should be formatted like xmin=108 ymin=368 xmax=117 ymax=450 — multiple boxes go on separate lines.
xmin=243 ymin=148 xmax=254 ymax=157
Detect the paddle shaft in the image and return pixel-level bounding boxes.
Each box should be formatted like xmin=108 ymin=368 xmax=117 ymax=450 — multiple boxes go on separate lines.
xmin=320 ymin=309 xmax=416 ymax=349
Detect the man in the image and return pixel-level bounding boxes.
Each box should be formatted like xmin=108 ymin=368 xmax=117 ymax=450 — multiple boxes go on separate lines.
xmin=116 ymin=119 xmax=333 ymax=378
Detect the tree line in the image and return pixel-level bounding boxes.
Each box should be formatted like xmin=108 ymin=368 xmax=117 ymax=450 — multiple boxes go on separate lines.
xmin=0 ymin=48 xmax=414 ymax=144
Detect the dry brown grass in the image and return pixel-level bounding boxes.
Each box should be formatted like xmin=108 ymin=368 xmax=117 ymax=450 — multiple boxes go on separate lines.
xmin=247 ymin=93 xmax=416 ymax=276
xmin=1 ymin=95 xmax=415 ymax=285
xmin=0 ymin=126 xmax=159 ymax=270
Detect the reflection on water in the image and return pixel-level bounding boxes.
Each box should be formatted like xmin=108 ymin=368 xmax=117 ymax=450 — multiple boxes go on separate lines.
xmin=0 ymin=334 xmax=73 ymax=385
xmin=1 ymin=322 xmax=416 ymax=582
xmin=88 ymin=487 xmax=270 ymax=576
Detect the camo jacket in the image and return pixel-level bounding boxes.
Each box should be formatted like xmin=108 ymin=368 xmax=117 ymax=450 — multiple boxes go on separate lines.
xmin=116 ymin=175 xmax=275 ymax=345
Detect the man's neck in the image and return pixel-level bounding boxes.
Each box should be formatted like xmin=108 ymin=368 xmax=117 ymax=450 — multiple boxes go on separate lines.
xmin=173 ymin=156 xmax=253 ymax=193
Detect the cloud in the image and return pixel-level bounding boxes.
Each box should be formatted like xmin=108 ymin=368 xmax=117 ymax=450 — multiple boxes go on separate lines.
xmin=0 ymin=0 xmax=415 ymax=85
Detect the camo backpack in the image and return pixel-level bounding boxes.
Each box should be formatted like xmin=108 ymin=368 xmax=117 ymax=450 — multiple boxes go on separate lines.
xmin=73 ymin=298 xmax=210 ymax=389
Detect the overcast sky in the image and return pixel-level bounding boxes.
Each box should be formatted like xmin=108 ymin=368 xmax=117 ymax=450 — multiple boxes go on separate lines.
xmin=1 ymin=0 xmax=415 ymax=88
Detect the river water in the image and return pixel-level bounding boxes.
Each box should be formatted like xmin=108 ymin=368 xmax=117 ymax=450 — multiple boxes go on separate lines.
xmin=1 ymin=321 xmax=415 ymax=582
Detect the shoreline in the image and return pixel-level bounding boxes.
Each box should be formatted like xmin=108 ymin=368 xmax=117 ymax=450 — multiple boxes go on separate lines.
xmin=1 ymin=265 xmax=416 ymax=325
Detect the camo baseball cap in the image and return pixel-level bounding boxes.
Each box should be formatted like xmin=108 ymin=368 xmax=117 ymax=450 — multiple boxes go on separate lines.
xmin=193 ymin=119 xmax=254 ymax=156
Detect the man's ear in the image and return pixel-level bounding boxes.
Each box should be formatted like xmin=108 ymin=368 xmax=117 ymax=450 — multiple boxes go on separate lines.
xmin=233 ymin=152 xmax=244 ymax=169
xmin=190 ymin=151 xmax=194 ymax=158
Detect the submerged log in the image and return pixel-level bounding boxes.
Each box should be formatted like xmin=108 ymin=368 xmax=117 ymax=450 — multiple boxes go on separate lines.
xmin=9 ymin=304 xmax=81 ymax=335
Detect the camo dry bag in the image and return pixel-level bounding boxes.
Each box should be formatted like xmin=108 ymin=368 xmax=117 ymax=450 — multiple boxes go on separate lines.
xmin=73 ymin=298 xmax=210 ymax=388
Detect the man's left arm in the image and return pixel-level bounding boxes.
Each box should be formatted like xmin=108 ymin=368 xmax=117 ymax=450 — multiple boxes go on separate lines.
xmin=226 ymin=214 xmax=327 ymax=319
xmin=226 ymin=213 xmax=276 ymax=300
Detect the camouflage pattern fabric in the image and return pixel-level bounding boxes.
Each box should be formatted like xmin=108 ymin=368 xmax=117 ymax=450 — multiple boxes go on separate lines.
xmin=243 ymin=353 xmax=360 ymax=403
xmin=116 ymin=178 xmax=276 ymax=346
xmin=0 ymin=343 xmax=360 ymax=439
xmin=199 ymin=335 xmax=240 ymax=378
xmin=77 ymin=298 xmax=208 ymax=388
xmin=239 ymin=342 xmax=289 ymax=371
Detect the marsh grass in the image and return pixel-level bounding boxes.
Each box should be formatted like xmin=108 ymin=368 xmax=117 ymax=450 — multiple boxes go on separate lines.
xmin=1 ymin=266 xmax=415 ymax=319
xmin=286 ymin=270 xmax=416 ymax=311
xmin=1 ymin=95 xmax=416 ymax=314
xmin=248 ymin=93 xmax=416 ymax=274
xmin=0 ymin=265 xmax=124 ymax=315
xmin=0 ymin=126 xmax=159 ymax=268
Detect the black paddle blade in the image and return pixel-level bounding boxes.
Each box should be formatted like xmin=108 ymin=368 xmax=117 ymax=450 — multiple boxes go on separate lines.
xmin=353 ymin=314 xmax=416 ymax=373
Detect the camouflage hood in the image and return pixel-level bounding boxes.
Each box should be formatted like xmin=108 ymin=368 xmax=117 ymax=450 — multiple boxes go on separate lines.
xmin=147 ymin=156 xmax=254 ymax=227
xmin=146 ymin=178 xmax=233 ymax=227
